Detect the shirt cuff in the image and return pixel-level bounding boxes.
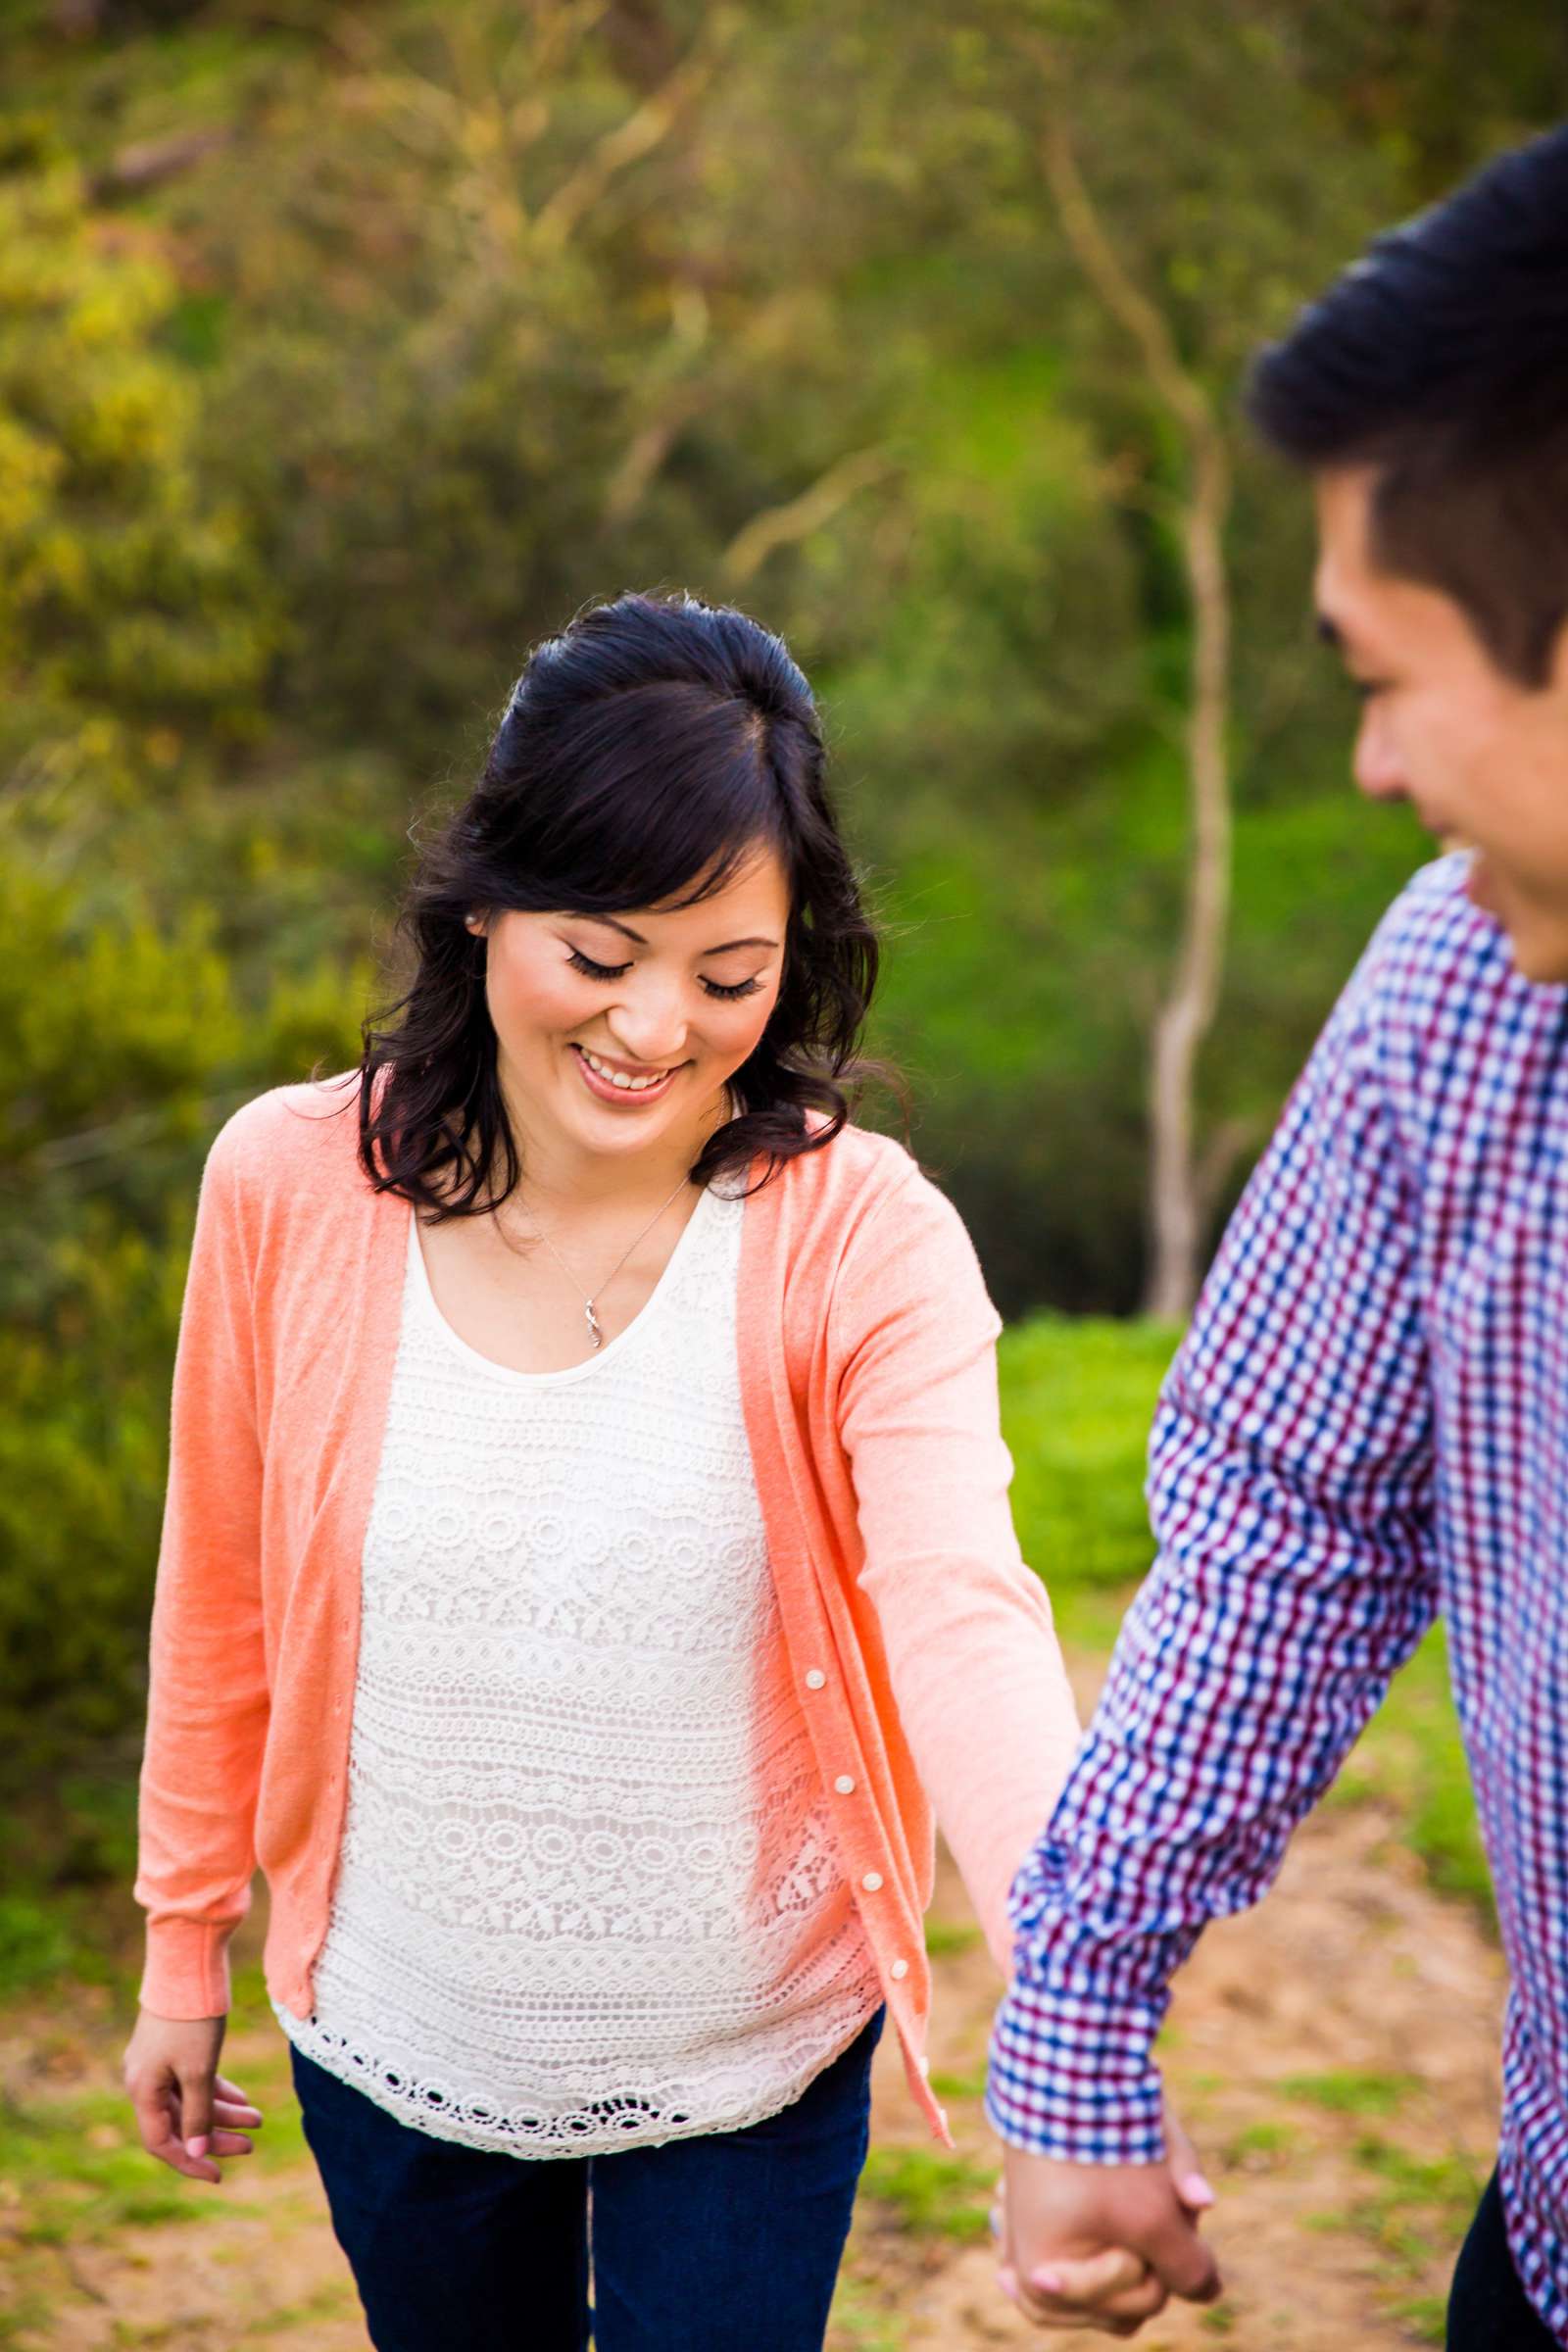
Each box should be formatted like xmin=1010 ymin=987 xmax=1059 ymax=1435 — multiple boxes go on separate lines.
xmin=985 ymin=1977 xmax=1168 ymax=2162
xmin=137 ymin=1917 xmax=234 ymax=2020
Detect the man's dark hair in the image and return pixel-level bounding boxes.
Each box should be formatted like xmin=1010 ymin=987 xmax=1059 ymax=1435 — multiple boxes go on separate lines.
xmin=1248 ymin=122 xmax=1568 ymax=685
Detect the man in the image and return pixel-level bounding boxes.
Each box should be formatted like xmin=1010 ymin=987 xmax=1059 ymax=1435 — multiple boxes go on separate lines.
xmin=988 ymin=122 xmax=1568 ymax=2348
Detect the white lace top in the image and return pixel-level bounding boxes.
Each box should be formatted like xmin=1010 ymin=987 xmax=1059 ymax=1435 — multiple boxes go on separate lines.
xmin=273 ymin=1180 xmax=881 ymax=2157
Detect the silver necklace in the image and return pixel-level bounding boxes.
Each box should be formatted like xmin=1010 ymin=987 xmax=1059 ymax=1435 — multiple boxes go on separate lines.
xmin=516 ymin=1173 xmax=694 ymax=1350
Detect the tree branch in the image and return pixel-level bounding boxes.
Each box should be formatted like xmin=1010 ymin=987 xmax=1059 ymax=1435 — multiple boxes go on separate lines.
xmin=532 ymin=25 xmax=725 ymax=254
xmin=88 ymin=127 xmax=234 ymax=202
xmin=722 ymin=449 xmax=896 ymax=585
xmin=1037 ymin=115 xmax=1209 ymax=445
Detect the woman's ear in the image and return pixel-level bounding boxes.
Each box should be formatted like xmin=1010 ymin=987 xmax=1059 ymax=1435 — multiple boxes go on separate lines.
xmin=465 ymin=913 xmax=487 ymax=939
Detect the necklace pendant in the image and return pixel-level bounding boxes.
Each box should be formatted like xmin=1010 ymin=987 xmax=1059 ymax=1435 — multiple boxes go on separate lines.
xmin=585 ymin=1300 xmax=605 ymax=1350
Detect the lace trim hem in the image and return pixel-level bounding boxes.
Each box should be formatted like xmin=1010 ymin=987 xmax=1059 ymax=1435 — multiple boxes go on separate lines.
xmin=273 ymin=1991 xmax=884 ymax=2161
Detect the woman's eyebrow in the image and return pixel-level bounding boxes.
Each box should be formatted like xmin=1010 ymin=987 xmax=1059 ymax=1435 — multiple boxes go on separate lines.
xmin=575 ymin=912 xmax=779 ymax=955
xmin=576 ymin=912 xmax=647 ymax=946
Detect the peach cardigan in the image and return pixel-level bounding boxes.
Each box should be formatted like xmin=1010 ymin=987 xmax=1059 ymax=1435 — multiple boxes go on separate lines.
xmin=134 ymin=1076 xmax=1081 ymax=2144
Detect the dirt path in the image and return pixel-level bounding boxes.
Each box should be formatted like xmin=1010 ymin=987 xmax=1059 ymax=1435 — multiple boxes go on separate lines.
xmin=843 ymin=1803 xmax=1503 ymax=2350
xmin=2 ymin=1701 xmax=1505 ymax=2349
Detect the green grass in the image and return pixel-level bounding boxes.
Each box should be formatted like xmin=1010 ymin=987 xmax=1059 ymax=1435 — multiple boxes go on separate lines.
xmin=1224 ymin=2119 xmax=1299 ymax=2162
xmin=0 ymin=2022 xmax=305 ymax=2257
xmin=0 ymin=2085 xmax=209 ymax=2246
xmin=858 ymin=2145 xmax=996 ymax=2243
xmin=1329 ymin=1624 xmax=1493 ymax=1929
xmin=236 ymin=2281 xmax=358 ymax=2338
xmin=998 ymin=1313 xmax=1179 ymax=1636
xmin=1383 ymin=2291 xmax=1447 ymax=2346
xmin=926 ymin=2066 xmax=987 ymax=2103
xmin=828 ymin=2272 xmax=906 ymax=2351
xmin=921 ymin=1917 xmax=980 ymax=1959
xmin=1279 ymin=2070 xmax=1419 ymax=2118
xmin=1342 ymin=2131 xmax=1484 ymax=2338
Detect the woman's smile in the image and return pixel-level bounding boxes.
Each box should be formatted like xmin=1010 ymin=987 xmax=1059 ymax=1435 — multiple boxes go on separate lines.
xmin=569 ymin=1041 xmax=687 ymax=1106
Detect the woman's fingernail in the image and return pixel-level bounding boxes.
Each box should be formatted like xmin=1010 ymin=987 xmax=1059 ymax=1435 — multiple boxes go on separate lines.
xmin=186 ymin=2135 xmax=210 ymax=2159
xmin=1183 ymin=2172 xmax=1216 ymax=2206
xmin=1031 ymin=2268 xmax=1063 ymax=2294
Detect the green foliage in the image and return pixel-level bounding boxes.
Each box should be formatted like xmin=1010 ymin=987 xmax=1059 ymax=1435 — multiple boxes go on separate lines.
xmin=0 ymin=121 xmax=277 ymax=807
xmin=2 ymin=0 xmax=1554 ymax=1797
xmin=0 ymin=1895 xmax=75 ymax=2002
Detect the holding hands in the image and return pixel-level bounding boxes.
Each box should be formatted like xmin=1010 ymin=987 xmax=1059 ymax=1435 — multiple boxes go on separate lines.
xmin=994 ymin=2103 xmax=1220 ymax=2335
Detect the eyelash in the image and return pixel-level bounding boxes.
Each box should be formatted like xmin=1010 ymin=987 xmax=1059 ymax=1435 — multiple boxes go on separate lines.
xmin=565 ymin=948 xmax=762 ymax=1002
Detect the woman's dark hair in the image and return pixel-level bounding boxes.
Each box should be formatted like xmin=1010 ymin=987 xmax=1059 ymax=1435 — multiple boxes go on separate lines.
xmin=353 ymin=591 xmax=882 ymax=1214
xmin=1247 ymin=122 xmax=1568 ymax=685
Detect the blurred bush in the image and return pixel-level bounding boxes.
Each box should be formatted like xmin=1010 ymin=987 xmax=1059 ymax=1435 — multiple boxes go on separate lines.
xmin=0 ymin=0 xmax=1557 ymax=1787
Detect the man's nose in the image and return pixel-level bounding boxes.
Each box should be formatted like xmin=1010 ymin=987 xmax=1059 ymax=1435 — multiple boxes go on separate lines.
xmin=1351 ymin=709 xmax=1408 ymax=804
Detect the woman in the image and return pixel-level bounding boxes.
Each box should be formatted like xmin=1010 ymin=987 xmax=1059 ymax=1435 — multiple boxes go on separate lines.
xmin=123 ymin=592 xmax=1175 ymax=2347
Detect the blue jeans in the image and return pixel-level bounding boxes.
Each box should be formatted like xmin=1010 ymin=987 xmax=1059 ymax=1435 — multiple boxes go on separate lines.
xmin=1446 ymin=2169 xmax=1557 ymax=2350
xmin=290 ymin=2009 xmax=884 ymax=2351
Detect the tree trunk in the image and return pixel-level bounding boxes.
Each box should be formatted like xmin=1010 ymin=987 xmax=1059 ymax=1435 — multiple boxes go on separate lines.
xmin=1036 ymin=112 xmax=1235 ymax=1322
xmin=1144 ymin=428 xmax=1232 ymax=1319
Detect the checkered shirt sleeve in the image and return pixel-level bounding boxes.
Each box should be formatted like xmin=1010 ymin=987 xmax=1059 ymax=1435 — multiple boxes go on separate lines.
xmin=987 ymin=899 xmax=1443 ymax=2160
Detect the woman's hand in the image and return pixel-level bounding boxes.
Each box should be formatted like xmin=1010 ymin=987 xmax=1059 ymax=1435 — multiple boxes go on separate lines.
xmin=122 ymin=2008 xmax=263 ymax=2186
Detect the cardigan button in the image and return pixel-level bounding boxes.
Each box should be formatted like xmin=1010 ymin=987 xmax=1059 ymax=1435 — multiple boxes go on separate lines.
xmin=833 ymin=1775 xmax=856 ymax=1795
xmin=805 ymin=1669 xmax=826 ymax=1690
xmin=860 ymin=1871 xmax=883 ymax=1892
xmin=918 ymin=2054 xmax=931 ymax=2078
xmin=890 ymin=1958 xmax=908 ymax=1980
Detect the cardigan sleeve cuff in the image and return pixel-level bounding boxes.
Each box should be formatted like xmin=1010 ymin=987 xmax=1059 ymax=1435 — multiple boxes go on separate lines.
xmin=137 ymin=1918 xmax=235 ymax=2020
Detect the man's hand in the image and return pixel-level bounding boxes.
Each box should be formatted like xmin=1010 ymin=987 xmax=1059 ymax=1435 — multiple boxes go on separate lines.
xmin=996 ymin=2104 xmax=1220 ymax=2334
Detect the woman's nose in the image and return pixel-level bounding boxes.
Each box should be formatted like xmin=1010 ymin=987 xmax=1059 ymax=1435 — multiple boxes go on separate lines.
xmin=607 ymin=988 xmax=688 ymax=1067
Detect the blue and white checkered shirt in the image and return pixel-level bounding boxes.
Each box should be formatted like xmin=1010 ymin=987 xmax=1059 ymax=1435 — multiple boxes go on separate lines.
xmin=988 ymin=856 xmax=1568 ymax=2341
